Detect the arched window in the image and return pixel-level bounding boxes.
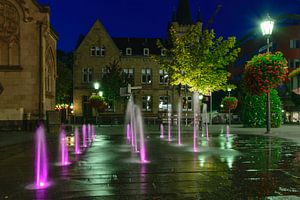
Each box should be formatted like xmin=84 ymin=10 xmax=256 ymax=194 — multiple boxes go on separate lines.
xmin=0 ymin=0 xmax=20 ymax=66
xmin=45 ymin=48 xmax=55 ymax=93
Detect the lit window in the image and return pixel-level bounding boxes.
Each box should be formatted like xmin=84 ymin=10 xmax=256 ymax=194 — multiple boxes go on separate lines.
xmin=141 ymin=68 xmax=152 ymax=84
xmin=123 ymin=68 xmax=134 ymax=84
xmin=126 ymin=48 xmax=132 ymax=55
xmin=290 ymin=39 xmax=300 ymax=49
xmin=159 ymin=96 xmax=170 ymax=111
xmin=82 ymin=68 xmax=93 ymax=83
xmin=182 ymin=96 xmax=192 ymax=111
xmin=159 ymin=70 xmax=168 ymax=84
xmin=142 ymin=96 xmax=152 ymax=112
xmin=143 ymin=48 xmax=149 ymax=56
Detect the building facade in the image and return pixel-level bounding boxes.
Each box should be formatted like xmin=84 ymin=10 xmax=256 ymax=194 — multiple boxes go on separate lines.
xmin=0 ymin=0 xmax=57 ymax=129
xmin=73 ymin=0 xmax=199 ymax=123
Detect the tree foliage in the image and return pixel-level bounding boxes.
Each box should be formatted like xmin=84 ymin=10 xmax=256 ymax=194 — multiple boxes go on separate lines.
xmin=242 ymin=89 xmax=282 ymax=128
xmin=56 ymin=50 xmax=73 ymax=104
xmin=101 ymin=60 xmax=127 ymax=102
xmin=155 ymin=23 xmax=240 ymax=95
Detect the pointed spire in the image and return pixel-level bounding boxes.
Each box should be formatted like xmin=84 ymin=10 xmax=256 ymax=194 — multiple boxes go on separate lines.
xmin=173 ymin=0 xmax=193 ymax=25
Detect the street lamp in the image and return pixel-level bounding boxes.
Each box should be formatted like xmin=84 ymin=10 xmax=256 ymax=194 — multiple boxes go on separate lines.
xmin=93 ymin=82 xmax=100 ymax=90
xmin=260 ymin=14 xmax=274 ymax=134
xmin=227 ymin=88 xmax=232 ymax=125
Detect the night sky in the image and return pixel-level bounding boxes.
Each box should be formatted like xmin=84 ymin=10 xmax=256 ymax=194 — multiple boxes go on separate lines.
xmin=37 ymin=0 xmax=300 ymax=52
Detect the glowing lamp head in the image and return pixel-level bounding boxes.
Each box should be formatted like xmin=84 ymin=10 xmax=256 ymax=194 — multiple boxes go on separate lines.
xmin=260 ymin=14 xmax=274 ymax=36
xmin=93 ymin=82 xmax=100 ymax=90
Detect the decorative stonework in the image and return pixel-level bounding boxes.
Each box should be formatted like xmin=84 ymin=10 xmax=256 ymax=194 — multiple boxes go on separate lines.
xmin=0 ymin=1 xmax=19 ymax=41
xmin=15 ymin=0 xmax=33 ymax=22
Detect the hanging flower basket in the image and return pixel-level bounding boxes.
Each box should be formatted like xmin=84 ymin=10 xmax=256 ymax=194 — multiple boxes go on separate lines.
xmin=89 ymin=95 xmax=107 ymax=112
xmin=243 ymin=51 xmax=289 ymax=95
xmin=222 ymin=96 xmax=238 ymax=111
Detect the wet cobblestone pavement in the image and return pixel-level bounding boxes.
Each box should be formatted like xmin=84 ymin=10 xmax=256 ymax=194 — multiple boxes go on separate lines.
xmin=0 ymin=126 xmax=299 ymax=199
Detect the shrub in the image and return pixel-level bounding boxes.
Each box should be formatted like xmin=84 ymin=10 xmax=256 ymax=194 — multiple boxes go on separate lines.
xmin=242 ymin=89 xmax=282 ymax=128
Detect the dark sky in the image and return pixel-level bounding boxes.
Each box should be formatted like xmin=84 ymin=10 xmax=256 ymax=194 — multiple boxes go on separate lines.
xmin=37 ymin=0 xmax=300 ymax=52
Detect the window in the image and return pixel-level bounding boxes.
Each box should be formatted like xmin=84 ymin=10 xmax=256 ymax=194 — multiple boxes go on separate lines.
xmin=123 ymin=68 xmax=134 ymax=84
xmin=161 ymin=49 xmax=166 ymax=56
xmin=143 ymin=48 xmax=149 ymax=56
xmin=159 ymin=96 xmax=170 ymax=111
xmin=159 ymin=70 xmax=168 ymax=84
xmin=182 ymin=96 xmax=192 ymax=111
xmin=141 ymin=68 xmax=152 ymax=84
xmin=100 ymin=47 xmax=106 ymax=56
xmin=290 ymin=39 xmax=300 ymax=49
xmin=126 ymin=48 xmax=132 ymax=55
xmin=289 ymin=59 xmax=300 ymax=68
xmin=142 ymin=96 xmax=152 ymax=112
xmin=82 ymin=68 xmax=93 ymax=83
xmin=101 ymin=67 xmax=109 ymax=78
xmin=91 ymin=46 xmax=96 ymax=56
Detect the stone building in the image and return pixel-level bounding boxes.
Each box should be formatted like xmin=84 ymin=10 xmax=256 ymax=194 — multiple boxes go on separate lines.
xmin=0 ymin=0 xmax=57 ymax=129
xmin=73 ymin=0 xmax=199 ymax=123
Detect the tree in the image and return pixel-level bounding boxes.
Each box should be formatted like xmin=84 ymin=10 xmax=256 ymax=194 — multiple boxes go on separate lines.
xmin=155 ymin=23 xmax=240 ymax=95
xmin=56 ymin=50 xmax=73 ymax=104
xmin=100 ymin=60 xmax=127 ymax=103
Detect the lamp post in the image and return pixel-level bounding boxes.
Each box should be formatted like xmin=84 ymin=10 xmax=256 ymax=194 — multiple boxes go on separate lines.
xmin=93 ymin=82 xmax=100 ymax=124
xmin=227 ymin=88 xmax=232 ymax=126
xmin=260 ymin=14 xmax=274 ymax=134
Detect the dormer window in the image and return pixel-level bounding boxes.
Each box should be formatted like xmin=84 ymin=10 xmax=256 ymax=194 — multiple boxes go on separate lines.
xmin=91 ymin=46 xmax=96 ymax=56
xmin=126 ymin=48 xmax=132 ymax=55
xmin=100 ymin=47 xmax=106 ymax=56
xmin=143 ymin=48 xmax=149 ymax=56
xmin=161 ymin=49 xmax=166 ymax=56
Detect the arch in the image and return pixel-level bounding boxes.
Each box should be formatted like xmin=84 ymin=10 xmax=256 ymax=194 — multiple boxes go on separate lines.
xmin=45 ymin=47 xmax=55 ymax=93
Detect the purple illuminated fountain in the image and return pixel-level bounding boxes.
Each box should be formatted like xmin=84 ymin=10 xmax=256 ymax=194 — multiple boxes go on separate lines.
xmin=74 ymin=128 xmax=81 ymax=154
xmin=160 ymin=124 xmax=164 ymax=138
xmin=88 ymin=124 xmax=92 ymax=144
xmin=26 ymin=125 xmax=50 ymax=190
xmin=202 ymin=103 xmax=209 ymax=141
xmin=168 ymin=110 xmax=171 ymax=142
xmin=125 ymin=97 xmax=149 ymax=163
xmin=126 ymin=123 xmax=131 ymax=142
xmin=193 ymin=92 xmax=200 ymax=152
xmin=59 ymin=127 xmax=71 ymax=166
xmin=177 ymin=99 xmax=182 ymax=145
xmin=82 ymin=124 xmax=87 ymax=148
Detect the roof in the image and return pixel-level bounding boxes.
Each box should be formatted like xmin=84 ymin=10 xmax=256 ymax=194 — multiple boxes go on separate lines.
xmin=112 ymin=37 xmax=162 ymax=55
xmin=173 ymin=0 xmax=193 ymax=25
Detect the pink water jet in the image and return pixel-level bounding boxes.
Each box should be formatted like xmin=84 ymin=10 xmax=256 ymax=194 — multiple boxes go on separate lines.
xmin=74 ymin=128 xmax=81 ymax=154
xmin=126 ymin=123 xmax=131 ymax=142
xmin=28 ymin=125 xmax=50 ymax=189
xmin=82 ymin=124 xmax=87 ymax=148
xmin=193 ymin=121 xmax=197 ymax=152
xmin=226 ymin=125 xmax=230 ymax=137
xmin=160 ymin=124 xmax=164 ymax=138
xmin=92 ymin=125 xmax=95 ymax=140
xmin=205 ymin=123 xmax=209 ymax=141
xmin=59 ymin=127 xmax=71 ymax=166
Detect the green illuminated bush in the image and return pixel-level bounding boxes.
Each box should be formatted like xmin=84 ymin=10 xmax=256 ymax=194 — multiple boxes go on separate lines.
xmin=242 ymin=89 xmax=282 ymax=128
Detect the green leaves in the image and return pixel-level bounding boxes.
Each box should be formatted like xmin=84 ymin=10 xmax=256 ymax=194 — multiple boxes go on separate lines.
xmin=154 ymin=23 xmax=240 ymax=95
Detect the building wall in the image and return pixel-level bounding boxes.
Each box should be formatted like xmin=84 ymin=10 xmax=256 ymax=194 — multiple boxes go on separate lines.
xmin=0 ymin=0 xmax=57 ymax=122
xmin=73 ymin=20 xmax=195 ymax=120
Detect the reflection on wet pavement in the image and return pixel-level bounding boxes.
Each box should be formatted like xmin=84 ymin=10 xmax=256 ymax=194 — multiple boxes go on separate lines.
xmin=0 ymin=127 xmax=299 ymax=199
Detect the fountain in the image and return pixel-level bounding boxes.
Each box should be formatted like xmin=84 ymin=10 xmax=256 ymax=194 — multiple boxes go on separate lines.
xmin=160 ymin=123 xmax=164 ymax=138
xmin=168 ymin=109 xmax=172 ymax=142
xmin=177 ymin=98 xmax=182 ymax=145
xmin=226 ymin=125 xmax=230 ymax=137
xmin=26 ymin=125 xmax=50 ymax=190
xmin=193 ymin=92 xmax=200 ymax=152
xmin=82 ymin=124 xmax=87 ymax=148
xmin=59 ymin=126 xmax=71 ymax=166
xmin=92 ymin=125 xmax=95 ymax=141
xmin=125 ymin=97 xmax=148 ymax=163
xmin=74 ymin=128 xmax=81 ymax=154
xmin=88 ymin=124 xmax=92 ymax=144
xmin=202 ymin=103 xmax=209 ymax=141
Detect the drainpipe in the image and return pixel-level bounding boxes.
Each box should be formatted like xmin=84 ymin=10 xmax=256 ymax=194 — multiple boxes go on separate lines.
xmin=39 ymin=22 xmax=44 ymax=120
